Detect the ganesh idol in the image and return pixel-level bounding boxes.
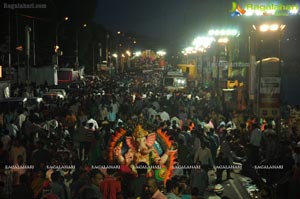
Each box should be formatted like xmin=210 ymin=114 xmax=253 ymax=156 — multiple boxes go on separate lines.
xmin=113 ymin=125 xmax=175 ymax=172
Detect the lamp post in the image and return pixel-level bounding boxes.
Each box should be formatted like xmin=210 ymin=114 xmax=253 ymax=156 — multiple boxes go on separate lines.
xmin=192 ymin=36 xmax=215 ymax=86
xmin=208 ymin=28 xmax=239 ymax=93
xmin=215 ymin=37 xmax=229 ymax=93
xmin=55 ymin=17 xmax=69 ymax=67
xmin=25 ymin=25 xmax=31 ymax=81
xmin=75 ymin=23 xmax=87 ymax=70
xmin=112 ymin=53 xmax=118 ymax=76
xmin=126 ymin=50 xmax=131 ymax=68
xmin=252 ymin=23 xmax=285 ymax=119
xmin=92 ymin=42 xmax=101 ymax=75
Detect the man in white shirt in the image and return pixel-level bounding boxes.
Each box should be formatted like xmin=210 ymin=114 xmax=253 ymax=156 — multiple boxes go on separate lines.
xmin=86 ymin=117 xmax=99 ymax=130
xmin=249 ymin=122 xmax=262 ymax=165
xmin=17 ymin=109 xmax=27 ymax=129
xmin=7 ymin=120 xmax=19 ymax=138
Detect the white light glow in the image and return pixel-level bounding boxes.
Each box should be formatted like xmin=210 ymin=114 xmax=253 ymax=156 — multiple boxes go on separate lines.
xmin=218 ymin=37 xmax=229 ymax=44
xmin=126 ymin=50 xmax=131 ymax=56
xmin=134 ymin=51 xmax=141 ymax=56
xmin=259 ymin=24 xmax=269 ymax=32
xmin=269 ymin=24 xmax=279 ymax=31
xmin=157 ymin=50 xmax=166 ymax=56
xmin=192 ymin=36 xmax=215 ymax=50
xmin=208 ymin=29 xmax=239 ymax=37
xmin=289 ymin=7 xmax=299 ymax=14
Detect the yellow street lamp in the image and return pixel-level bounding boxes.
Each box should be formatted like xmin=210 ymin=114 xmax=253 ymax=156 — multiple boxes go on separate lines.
xmin=218 ymin=37 xmax=229 ymax=44
xmin=258 ymin=23 xmax=285 ymax=32
xmin=126 ymin=50 xmax=131 ymax=57
xmin=55 ymin=16 xmax=69 ymax=66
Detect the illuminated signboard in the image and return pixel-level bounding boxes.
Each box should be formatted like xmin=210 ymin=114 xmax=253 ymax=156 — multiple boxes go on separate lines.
xmin=230 ymin=1 xmax=299 ymax=16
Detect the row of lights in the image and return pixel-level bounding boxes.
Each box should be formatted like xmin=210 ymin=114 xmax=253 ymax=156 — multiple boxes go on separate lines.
xmin=208 ymin=29 xmax=240 ymax=37
xmin=183 ymin=23 xmax=285 ymax=55
xmin=182 ymin=29 xmax=240 ymax=55
xmin=112 ymin=50 xmax=166 ymax=58
xmin=252 ymin=24 xmax=286 ymax=32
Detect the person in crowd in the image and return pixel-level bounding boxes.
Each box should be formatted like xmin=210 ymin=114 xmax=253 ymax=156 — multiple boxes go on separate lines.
xmin=31 ymin=141 xmax=49 ymax=168
xmin=292 ymin=146 xmax=300 ymax=167
xmin=100 ymin=168 xmax=122 ymax=199
xmin=9 ymin=139 xmax=26 ymax=165
xmin=0 ymin=162 xmax=13 ymax=199
xmin=31 ymin=169 xmax=48 ymax=199
xmin=64 ymin=110 xmax=77 ymax=137
xmin=263 ymin=123 xmax=276 ymax=137
xmin=165 ymin=179 xmax=181 ymax=199
xmin=11 ymin=155 xmax=27 ymax=185
xmin=86 ymin=115 xmax=99 ymax=131
xmin=190 ymin=162 xmax=208 ymax=198
xmin=0 ymin=138 xmax=9 ymax=164
xmin=82 ymin=122 xmax=96 ymax=161
xmin=12 ymin=174 xmax=34 ymax=199
xmin=239 ymin=123 xmax=248 ymax=146
xmin=178 ymin=175 xmax=191 ymax=197
xmin=79 ymin=169 xmax=103 ymax=199
xmin=99 ymin=105 xmax=108 ymax=123
xmin=249 ymin=122 xmax=262 ymax=165
xmin=217 ymin=122 xmax=226 ymax=144
xmin=217 ymin=135 xmax=234 ymax=182
xmin=177 ymin=139 xmax=190 ymax=174
xmin=194 ymin=141 xmax=214 ymax=170
xmin=7 ymin=119 xmax=19 ymax=139
xmin=70 ymin=170 xmax=89 ymax=199
xmin=50 ymin=171 xmax=66 ymax=199
xmin=129 ymin=162 xmax=148 ymax=198
xmin=111 ymin=98 xmax=120 ymax=115
xmin=78 ymin=110 xmax=88 ymax=128
xmin=17 ymin=108 xmax=27 ymax=129
xmin=191 ymin=187 xmax=202 ymax=199
xmin=215 ymin=152 xmax=232 ymax=184
xmin=208 ymin=129 xmax=219 ymax=164
xmin=144 ymin=177 xmax=167 ymax=199
xmin=107 ymin=107 xmax=117 ymax=130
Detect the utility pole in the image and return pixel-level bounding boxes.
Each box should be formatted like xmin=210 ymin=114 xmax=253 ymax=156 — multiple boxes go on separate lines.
xmin=106 ymin=34 xmax=109 ymax=68
xmin=32 ymin=19 xmax=36 ymax=66
xmin=99 ymin=42 xmax=102 ymax=68
xmin=75 ymin=30 xmax=79 ymax=70
xmin=8 ymin=11 xmax=11 ymax=68
xmin=25 ymin=26 xmax=31 ymax=81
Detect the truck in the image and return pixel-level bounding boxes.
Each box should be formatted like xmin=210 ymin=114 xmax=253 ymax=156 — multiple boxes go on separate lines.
xmin=163 ymin=70 xmax=187 ymax=91
xmin=57 ymin=68 xmax=81 ymax=84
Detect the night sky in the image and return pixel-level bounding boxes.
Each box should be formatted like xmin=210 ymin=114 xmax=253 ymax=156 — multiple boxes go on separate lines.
xmin=94 ymin=0 xmax=228 ymax=46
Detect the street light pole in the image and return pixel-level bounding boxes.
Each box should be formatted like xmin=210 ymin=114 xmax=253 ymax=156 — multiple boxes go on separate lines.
xmin=25 ymin=25 xmax=31 ymax=81
xmin=106 ymin=34 xmax=109 ymax=68
xmin=75 ymin=23 xmax=87 ymax=70
xmin=253 ymin=23 xmax=285 ymax=120
xmin=75 ymin=29 xmax=79 ymax=69
xmin=55 ymin=17 xmax=68 ymax=67
xmin=92 ymin=44 xmax=95 ymax=75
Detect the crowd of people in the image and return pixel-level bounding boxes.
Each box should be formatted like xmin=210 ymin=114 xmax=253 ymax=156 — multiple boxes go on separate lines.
xmin=0 ymin=72 xmax=300 ymax=199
